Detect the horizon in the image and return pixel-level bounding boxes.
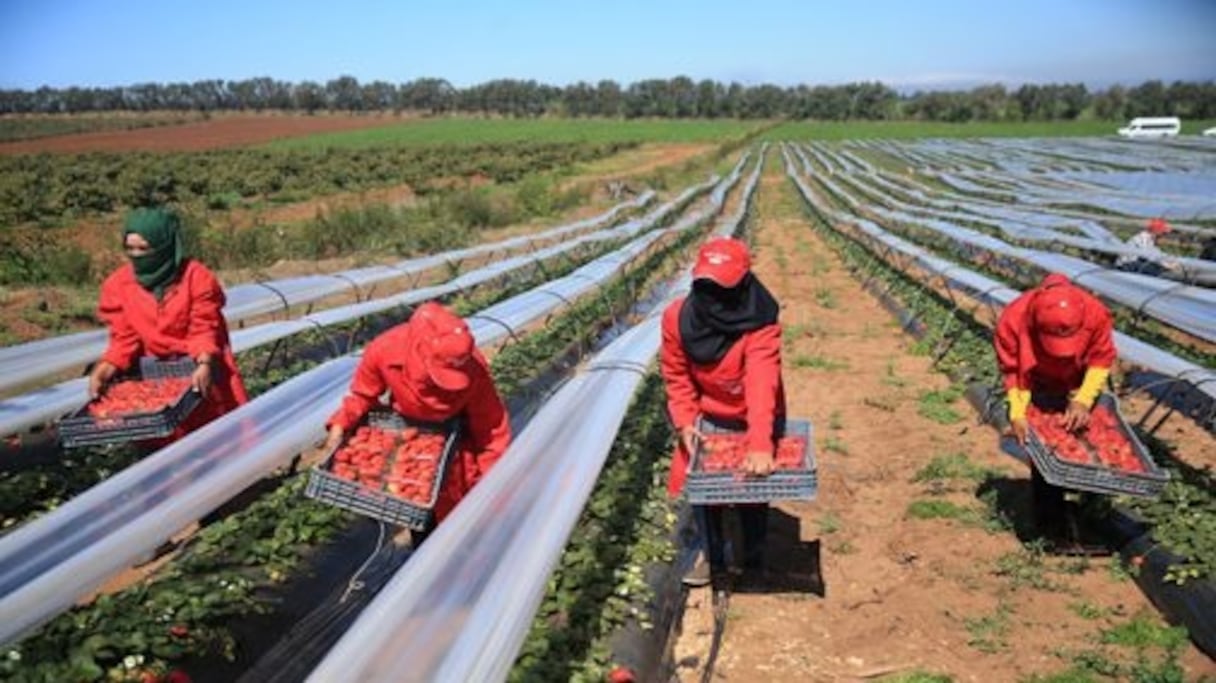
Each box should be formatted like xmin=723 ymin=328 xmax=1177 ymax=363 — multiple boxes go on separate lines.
xmin=2 ymin=0 xmax=1214 ymax=92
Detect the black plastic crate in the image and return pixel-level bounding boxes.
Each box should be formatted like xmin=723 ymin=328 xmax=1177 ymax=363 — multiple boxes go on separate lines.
xmin=685 ymin=416 xmax=817 ymax=505
xmin=305 ymin=411 xmax=460 ymax=530
xmin=59 ymin=357 xmax=201 ymax=448
xmin=1025 ymin=393 xmax=1168 ymax=498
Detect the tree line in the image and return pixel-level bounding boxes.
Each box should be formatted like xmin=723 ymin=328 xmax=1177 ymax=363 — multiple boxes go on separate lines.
xmin=2 ymin=76 xmax=1214 ymax=121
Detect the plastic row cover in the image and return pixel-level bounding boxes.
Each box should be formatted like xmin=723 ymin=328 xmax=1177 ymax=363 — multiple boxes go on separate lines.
xmin=0 ymin=191 xmax=697 ymax=436
xmin=867 ymin=137 xmax=1216 ymax=223
xmin=0 ymin=164 xmax=746 ymax=648
xmin=794 ymin=144 xmax=1216 ymax=340
xmin=782 ymin=148 xmax=1216 ymax=408
xmin=306 ymin=151 xmax=765 ymax=683
xmin=829 ymin=168 xmax=1216 ymax=285
xmin=0 ymin=192 xmax=656 ymax=395
xmin=824 ymin=173 xmax=1216 ymax=343
xmin=836 ymin=139 xmax=1216 ymax=240
xmin=0 ymin=194 xmax=688 ymax=439
xmin=0 ymin=234 xmax=599 ymax=438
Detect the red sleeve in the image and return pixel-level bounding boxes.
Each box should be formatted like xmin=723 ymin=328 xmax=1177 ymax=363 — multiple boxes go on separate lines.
xmin=327 ymin=345 xmax=386 ymax=432
xmin=1084 ymin=303 xmax=1117 ymax=369
xmin=659 ymin=301 xmax=700 ymax=431
xmin=462 ymin=354 xmax=511 ymax=486
xmin=98 ymin=271 xmax=143 ymax=371
xmin=743 ymin=323 xmax=782 ymax=453
xmin=185 ymin=263 xmax=226 ymax=360
xmin=994 ymin=305 xmax=1025 ymax=391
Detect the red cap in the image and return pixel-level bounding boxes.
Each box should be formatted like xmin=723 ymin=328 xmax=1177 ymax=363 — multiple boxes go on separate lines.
xmin=411 ymin=303 xmax=475 ymax=392
xmin=692 ymin=237 xmax=751 ymax=288
xmin=1031 ymin=277 xmax=1087 ymax=358
xmin=1147 ymin=218 xmax=1170 ymax=236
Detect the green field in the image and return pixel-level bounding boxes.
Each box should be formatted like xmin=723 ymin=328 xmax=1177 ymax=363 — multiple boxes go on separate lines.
xmin=764 ymin=119 xmax=1216 ymax=140
xmin=267 ymin=117 xmax=769 ymax=149
xmin=270 ymin=117 xmax=1216 ymax=149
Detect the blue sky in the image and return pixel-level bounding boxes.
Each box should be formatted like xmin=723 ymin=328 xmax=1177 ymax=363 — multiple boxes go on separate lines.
xmin=1 ymin=0 xmax=1213 ymax=91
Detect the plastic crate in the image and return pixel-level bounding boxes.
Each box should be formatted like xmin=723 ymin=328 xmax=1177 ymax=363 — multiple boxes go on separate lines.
xmin=1026 ymin=393 xmax=1168 ymax=498
xmin=685 ymin=416 xmax=817 ymax=505
xmin=59 ymin=357 xmax=201 ymax=448
xmin=305 ymin=411 xmax=460 ymax=530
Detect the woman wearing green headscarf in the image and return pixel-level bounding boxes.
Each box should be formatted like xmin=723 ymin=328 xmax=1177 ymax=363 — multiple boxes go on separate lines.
xmin=89 ymin=207 xmax=248 ymax=439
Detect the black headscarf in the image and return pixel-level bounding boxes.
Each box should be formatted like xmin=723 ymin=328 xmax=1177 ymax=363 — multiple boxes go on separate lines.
xmin=678 ymin=273 xmax=779 ymax=364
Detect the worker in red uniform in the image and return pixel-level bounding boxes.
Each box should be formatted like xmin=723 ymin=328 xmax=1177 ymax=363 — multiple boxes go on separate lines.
xmin=89 ymin=207 xmax=248 ymax=439
xmin=995 ymin=273 xmax=1117 ymax=547
xmin=660 ymin=237 xmax=784 ymax=586
xmin=325 ymin=302 xmax=511 ymax=538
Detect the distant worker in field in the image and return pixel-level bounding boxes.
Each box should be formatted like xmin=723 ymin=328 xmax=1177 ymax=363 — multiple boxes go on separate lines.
xmin=994 ymin=273 xmax=1117 ymax=547
xmin=90 ymin=207 xmax=248 ymax=440
xmin=324 ymin=302 xmax=511 ymax=541
xmin=660 ymin=237 xmax=784 ymax=587
xmin=1115 ymin=217 xmax=1179 ymax=275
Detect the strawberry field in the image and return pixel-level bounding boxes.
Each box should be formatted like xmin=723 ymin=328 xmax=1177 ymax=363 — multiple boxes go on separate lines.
xmin=0 ymin=131 xmax=1214 ymax=683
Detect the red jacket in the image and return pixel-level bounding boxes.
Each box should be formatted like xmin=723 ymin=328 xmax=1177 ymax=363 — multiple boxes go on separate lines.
xmin=98 ymin=260 xmax=248 ymax=437
xmin=659 ymin=297 xmax=785 ymax=497
xmin=328 ymin=321 xmax=511 ymax=521
xmin=994 ymin=283 xmax=1116 ymax=394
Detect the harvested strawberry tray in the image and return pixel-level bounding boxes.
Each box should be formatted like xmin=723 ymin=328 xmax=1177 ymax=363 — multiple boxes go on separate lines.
xmin=1025 ymin=393 xmax=1168 ymax=498
xmin=686 ymin=417 xmax=816 ymax=505
xmin=59 ymin=357 xmax=201 ymax=448
xmin=305 ymin=411 xmax=459 ymax=530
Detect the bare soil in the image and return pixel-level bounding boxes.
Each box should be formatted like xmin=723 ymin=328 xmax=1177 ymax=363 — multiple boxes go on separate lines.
xmin=670 ymin=166 xmax=1215 ymax=682
xmin=0 ymin=112 xmax=408 ymax=154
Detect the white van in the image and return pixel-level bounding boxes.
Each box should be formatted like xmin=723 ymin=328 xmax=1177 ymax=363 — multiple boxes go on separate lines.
xmin=1117 ymin=117 xmax=1181 ymax=138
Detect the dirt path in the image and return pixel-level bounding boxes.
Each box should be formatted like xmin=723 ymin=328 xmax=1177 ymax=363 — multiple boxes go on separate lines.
xmin=670 ymin=161 xmax=1214 ymax=682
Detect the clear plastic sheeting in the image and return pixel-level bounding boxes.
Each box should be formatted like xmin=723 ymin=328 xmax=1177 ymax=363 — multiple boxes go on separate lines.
xmin=794 ymin=144 xmax=1216 ymax=340
xmin=825 ymin=166 xmax=1216 ymax=285
xmin=306 ymin=151 xmax=764 ymax=683
xmin=0 ymin=193 xmax=656 ymax=396
xmin=0 ymin=189 xmax=703 ymax=438
xmin=0 ymin=160 xmax=749 ymax=647
xmin=823 ymin=176 xmax=1216 ymax=343
xmin=0 ymin=235 xmax=591 ymax=438
xmin=782 ymin=146 xmax=1216 ymax=409
xmin=0 ymin=331 xmax=107 ymax=397
xmin=867 ymin=137 xmax=1216 ymax=222
xmin=0 ymin=355 xmax=355 ymax=646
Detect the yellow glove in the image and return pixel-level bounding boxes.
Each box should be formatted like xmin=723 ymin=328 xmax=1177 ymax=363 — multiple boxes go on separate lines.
xmin=1006 ymin=387 xmax=1032 ymax=422
xmin=1072 ymin=366 xmax=1111 ymax=409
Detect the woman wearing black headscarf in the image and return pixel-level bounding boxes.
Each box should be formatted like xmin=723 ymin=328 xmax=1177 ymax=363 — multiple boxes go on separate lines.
xmin=660 ymin=237 xmax=785 ymax=586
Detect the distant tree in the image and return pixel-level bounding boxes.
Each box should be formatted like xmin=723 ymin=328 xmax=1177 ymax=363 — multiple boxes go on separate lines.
xmin=293 ymin=81 xmax=326 ymax=114
xmin=967 ymin=84 xmax=1009 ymax=121
xmin=595 ymin=80 xmax=623 ymax=116
xmin=1127 ymin=79 xmax=1167 ymax=117
xmin=696 ymin=79 xmax=720 ymax=118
